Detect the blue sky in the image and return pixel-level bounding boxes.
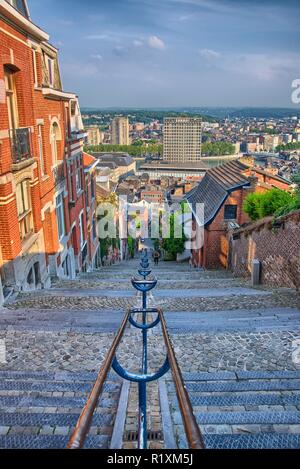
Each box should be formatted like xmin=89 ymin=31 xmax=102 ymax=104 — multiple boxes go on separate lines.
xmin=28 ymin=0 xmax=300 ymax=108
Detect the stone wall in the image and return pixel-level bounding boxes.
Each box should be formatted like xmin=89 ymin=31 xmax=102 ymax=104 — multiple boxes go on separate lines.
xmin=229 ymin=210 xmax=300 ymax=290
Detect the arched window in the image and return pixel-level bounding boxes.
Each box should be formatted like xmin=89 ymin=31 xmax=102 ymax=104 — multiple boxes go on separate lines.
xmin=50 ymin=122 xmax=61 ymax=166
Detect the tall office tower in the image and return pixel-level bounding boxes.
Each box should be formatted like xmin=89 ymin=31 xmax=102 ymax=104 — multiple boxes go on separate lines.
xmin=86 ymin=126 xmax=103 ymax=146
xmin=163 ymin=117 xmax=202 ymax=162
xmin=111 ymin=117 xmax=130 ymax=145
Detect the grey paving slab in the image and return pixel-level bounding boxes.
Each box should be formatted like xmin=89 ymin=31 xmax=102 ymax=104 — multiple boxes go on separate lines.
xmin=0 ymin=412 xmax=113 ymax=427
xmin=39 ymin=289 xmax=135 ymax=298
xmin=0 ymin=380 xmax=118 ymax=393
xmin=195 ymin=411 xmax=300 ymax=425
xmin=187 ymin=393 xmax=300 ymax=407
xmin=180 ymin=371 xmax=300 ymax=381
xmin=182 ymin=372 xmax=237 ymax=381
xmin=187 ymin=380 xmax=300 ymax=393
xmin=163 ymin=308 xmax=300 ymax=332
xmin=0 ymin=435 xmax=109 ymax=449
xmin=236 ymin=371 xmax=300 ymax=380
xmin=203 ymin=433 xmax=300 ymax=449
xmin=155 ymin=288 xmax=269 ymax=298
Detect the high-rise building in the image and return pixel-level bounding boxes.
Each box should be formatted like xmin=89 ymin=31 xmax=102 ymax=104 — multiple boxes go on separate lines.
xmin=111 ymin=117 xmax=130 ymax=145
xmin=163 ymin=117 xmax=202 ymax=162
xmin=86 ymin=126 xmax=103 ymax=146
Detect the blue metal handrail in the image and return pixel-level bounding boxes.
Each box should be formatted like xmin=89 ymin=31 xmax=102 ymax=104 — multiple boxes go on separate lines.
xmin=112 ymin=252 xmax=170 ymax=448
xmin=68 ymin=250 xmax=204 ymax=450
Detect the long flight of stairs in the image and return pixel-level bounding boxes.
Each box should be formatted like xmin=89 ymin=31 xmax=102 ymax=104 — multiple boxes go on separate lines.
xmin=167 ymin=370 xmax=300 ymax=449
xmin=0 ymin=371 xmax=122 ymax=449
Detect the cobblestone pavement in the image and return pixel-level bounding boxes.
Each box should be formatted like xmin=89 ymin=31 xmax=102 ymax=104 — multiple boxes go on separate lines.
xmin=0 ymin=258 xmax=299 ymax=448
xmin=1 ymin=259 xmax=300 ymax=373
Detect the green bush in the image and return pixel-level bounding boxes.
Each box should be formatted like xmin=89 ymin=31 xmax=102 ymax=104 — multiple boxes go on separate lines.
xmin=243 ymin=189 xmax=295 ymax=221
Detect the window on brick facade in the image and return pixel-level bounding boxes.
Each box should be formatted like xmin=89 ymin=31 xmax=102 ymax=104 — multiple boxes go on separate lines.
xmin=76 ymin=159 xmax=82 ymax=193
xmin=92 ymin=217 xmax=97 ymax=240
xmin=85 ymin=179 xmax=90 ymax=210
xmin=46 ymin=56 xmax=54 ymax=88
xmin=32 ymin=49 xmax=38 ymax=87
xmin=16 ymin=180 xmax=33 ymax=240
xmin=224 ymin=204 xmax=237 ymax=220
xmin=79 ymin=212 xmax=85 ymax=248
xmin=69 ymin=163 xmax=75 ymax=202
xmin=38 ymin=125 xmax=45 ymax=176
xmin=56 ymin=192 xmax=65 ymax=240
xmin=8 ymin=1 xmax=29 ymax=18
xmin=51 ymin=122 xmax=60 ymax=166
xmin=91 ymin=176 xmax=95 ymax=199
xmin=4 ymin=67 xmax=19 ymax=130
xmin=65 ymin=106 xmax=70 ymax=138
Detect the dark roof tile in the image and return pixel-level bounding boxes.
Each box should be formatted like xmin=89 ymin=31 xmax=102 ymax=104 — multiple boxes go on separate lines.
xmin=185 ymin=160 xmax=250 ymax=225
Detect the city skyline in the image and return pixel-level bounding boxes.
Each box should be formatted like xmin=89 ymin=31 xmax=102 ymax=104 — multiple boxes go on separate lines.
xmin=28 ymin=0 xmax=300 ymax=109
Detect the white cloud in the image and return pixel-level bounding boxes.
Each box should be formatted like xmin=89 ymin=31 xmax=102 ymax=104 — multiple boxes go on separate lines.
xmin=199 ymin=51 xmax=300 ymax=81
xmin=177 ymin=14 xmax=193 ymax=21
xmin=64 ymin=63 xmax=100 ymax=78
xmin=199 ymin=48 xmax=221 ymax=60
xmin=91 ymin=54 xmax=103 ymax=61
xmin=221 ymin=53 xmax=300 ymax=81
xmin=133 ymin=40 xmax=144 ymax=47
xmin=148 ymin=36 xmax=166 ymax=50
xmin=58 ymin=19 xmax=74 ymax=26
xmin=85 ymin=34 xmax=110 ymax=40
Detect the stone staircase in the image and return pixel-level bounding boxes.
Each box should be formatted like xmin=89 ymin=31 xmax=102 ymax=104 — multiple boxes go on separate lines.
xmin=0 ymin=371 xmax=122 ymax=449
xmin=167 ymin=371 xmax=300 ymax=449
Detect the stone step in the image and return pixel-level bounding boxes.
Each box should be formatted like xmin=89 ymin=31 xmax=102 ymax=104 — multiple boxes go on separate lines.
xmin=0 ymin=411 xmax=113 ymax=427
xmin=194 ymin=411 xmax=300 ymax=425
xmin=186 ymin=380 xmax=300 ymax=393
xmin=203 ymin=433 xmax=300 ymax=449
xmin=0 ymin=394 xmax=117 ymax=408
xmin=0 ymin=371 xmax=118 ymax=382
xmin=180 ymin=371 xmax=300 ymax=381
xmin=0 ymin=380 xmax=118 ymax=393
xmin=186 ymin=393 xmax=300 ymax=407
xmin=0 ymin=434 xmax=109 ymax=449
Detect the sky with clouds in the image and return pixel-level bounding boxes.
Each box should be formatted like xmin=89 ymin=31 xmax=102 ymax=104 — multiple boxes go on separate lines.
xmin=27 ymin=0 xmax=300 ymax=108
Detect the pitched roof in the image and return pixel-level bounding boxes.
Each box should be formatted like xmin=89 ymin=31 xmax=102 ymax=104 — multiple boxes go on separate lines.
xmin=91 ymin=152 xmax=133 ymax=167
xmin=83 ymin=152 xmax=97 ymax=167
xmin=185 ymin=160 xmax=250 ymax=226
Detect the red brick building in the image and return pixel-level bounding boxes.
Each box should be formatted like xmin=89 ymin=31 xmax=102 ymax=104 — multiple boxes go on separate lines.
xmin=185 ymin=161 xmax=291 ymax=269
xmin=83 ymin=152 xmax=100 ymax=270
xmin=0 ymin=0 xmax=98 ymax=302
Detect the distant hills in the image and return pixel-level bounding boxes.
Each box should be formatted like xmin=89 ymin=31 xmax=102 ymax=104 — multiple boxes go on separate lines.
xmin=81 ymin=107 xmax=300 ymax=120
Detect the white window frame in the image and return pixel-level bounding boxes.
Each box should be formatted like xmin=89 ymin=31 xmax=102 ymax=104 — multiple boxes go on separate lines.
xmin=16 ymin=180 xmax=33 ymax=241
xmin=32 ymin=49 xmax=38 ymax=87
xmin=38 ymin=124 xmax=45 ymax=176
xmin=56 ymin=192 xmax=65 ymax=241
xmin=75 ymin=160 xmax=82 ymax=193
xmin=79 ymin=211 xmax=85 ymax=248
xmin=51 ymin=123 xmax=59 ymax=166
xmin=46 ymin=56 xmax=55 ymax=88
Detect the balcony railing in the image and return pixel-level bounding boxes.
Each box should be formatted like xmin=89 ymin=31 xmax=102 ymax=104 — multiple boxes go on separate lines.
xmin=9 ymin=127 xmax=33 ymax=164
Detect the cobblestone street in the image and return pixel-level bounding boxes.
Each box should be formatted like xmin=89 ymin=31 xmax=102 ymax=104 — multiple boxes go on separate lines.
xmin=0 ymin=258 xmax=300 ymax=448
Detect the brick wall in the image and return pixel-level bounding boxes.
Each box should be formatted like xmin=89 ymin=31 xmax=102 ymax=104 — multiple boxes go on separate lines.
xmin=229 ymin=210 xmax=300 ymax=290
xmin=191 ymin=187 xmax=251 ymax=269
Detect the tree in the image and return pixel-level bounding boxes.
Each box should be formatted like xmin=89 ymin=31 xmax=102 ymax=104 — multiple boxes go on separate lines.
xmin=243 ymin=189 xmax=295 ymax=221
xmin=127 ymin=236 xmax=135 ymax=258
xmin=162 ymin=213 xmax=186 ymax=260
xmin=276 ymin=142 xmax=300 ymax=152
